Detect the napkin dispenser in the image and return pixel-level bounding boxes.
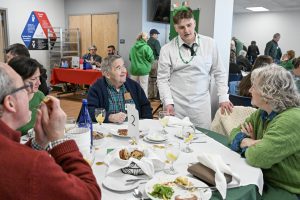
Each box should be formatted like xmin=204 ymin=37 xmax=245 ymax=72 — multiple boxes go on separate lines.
xmin=187 ymin=162 xmax=232 ymax=186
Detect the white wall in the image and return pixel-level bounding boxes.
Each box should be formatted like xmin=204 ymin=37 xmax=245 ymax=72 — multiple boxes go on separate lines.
xmin=0 ymin=0 xmax=65 ymax=77
xmin=233 ymin=11 xmax=300 ymax=57
xmin=64 ymin=0 xmax=143 ymax=67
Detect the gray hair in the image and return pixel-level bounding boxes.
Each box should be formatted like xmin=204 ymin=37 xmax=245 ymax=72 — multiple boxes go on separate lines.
xmin=0 ymin=64 xmax=16 ymax=116
xmin=251 ymin=64 xmax=300 ymax=112
xmin=101 ymin=55 xmax=123 ymax=73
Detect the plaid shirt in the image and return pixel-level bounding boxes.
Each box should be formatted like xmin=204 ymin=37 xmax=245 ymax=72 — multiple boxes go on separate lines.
xmin=106 ymin=79 xmax=134 ymax=114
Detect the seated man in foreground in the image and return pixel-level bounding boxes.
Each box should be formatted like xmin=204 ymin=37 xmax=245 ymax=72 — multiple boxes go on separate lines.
xmin=229 ymin=64 xmax=300 ymax=199
xmin=0 ymin=63 xmax=101 ymax=199
xmin=87 ymin=55 xmax=152 ymax=123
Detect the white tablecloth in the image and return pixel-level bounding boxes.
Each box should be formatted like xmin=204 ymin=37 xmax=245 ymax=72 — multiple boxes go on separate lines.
xmin=91 ymin=119 xmax=263 ymax=200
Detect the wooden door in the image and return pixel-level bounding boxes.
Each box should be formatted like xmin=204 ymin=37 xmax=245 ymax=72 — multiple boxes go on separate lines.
xmin=0 ymin=10 xmax=8 ymax=62
xmin=92 ymin=14 xmax=118 ymax=58
xmin=69 ymin=15 xmax=92 ymax=57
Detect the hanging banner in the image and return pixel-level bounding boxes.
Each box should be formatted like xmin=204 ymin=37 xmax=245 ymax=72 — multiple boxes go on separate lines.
xmin=21 ymin=11 xmax=56 ymax=50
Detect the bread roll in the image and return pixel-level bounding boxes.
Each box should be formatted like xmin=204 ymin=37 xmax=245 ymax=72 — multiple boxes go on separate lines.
xmin=119 ymin=149 xmax=130 ymax=160
xmin=130 ymin=150 xmax=144 ymax=160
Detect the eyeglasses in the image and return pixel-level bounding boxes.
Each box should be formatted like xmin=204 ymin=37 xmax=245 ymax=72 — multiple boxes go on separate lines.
xmin=0 ymin=82 xmax=33 ymax=104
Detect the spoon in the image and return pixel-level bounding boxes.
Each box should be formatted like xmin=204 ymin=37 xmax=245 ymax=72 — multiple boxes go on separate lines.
xmin=133 ymin=188 xmax=144 ymax=200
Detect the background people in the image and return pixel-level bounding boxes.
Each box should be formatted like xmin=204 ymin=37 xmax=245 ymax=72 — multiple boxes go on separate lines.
xmin=129 ymin=32 xmax=154 ymax=97
xmin=157 ymin=6 xmax=233 ymax=129
xmin=292 ymin=57 xmax=300 ymax=92
xmin=82 ymin=45 xmax=102 ymax=67
xmin=238 ymin=55 xmax=273 ymax=97
xmin=0 ymin=63 xmax=101 ymax=199
xmin=280 ymin=50 xmax=296 ymax=70
xmin=5 ymin=43 xmax=49 ymax=95
xmin=236 ymin=50 xmax=252 ymax=72
xmin=264 ymin=33 xmax=281 ymax=63
xmin=87 ymin=55 xmax=152 ymax=123
xmin=8 ymin=57 xmax=45 ymax=135
xmin=246 ymin=41 xmax=260 ymax=65
xmin=107 ymin=45 xmax=117 ymax=56
xmin=147 ymin=28 xmax=161 ymax=99
xmin=230 ymin=64 xmax=300 ymax=198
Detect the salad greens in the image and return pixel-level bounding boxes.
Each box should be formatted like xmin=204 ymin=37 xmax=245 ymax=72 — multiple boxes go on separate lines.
xmin=149 ymin=184 xmax=174 ymax=200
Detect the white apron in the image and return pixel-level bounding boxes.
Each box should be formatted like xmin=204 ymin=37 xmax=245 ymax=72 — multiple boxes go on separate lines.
xmin=170 ymin=51 xmax=213 ymax=129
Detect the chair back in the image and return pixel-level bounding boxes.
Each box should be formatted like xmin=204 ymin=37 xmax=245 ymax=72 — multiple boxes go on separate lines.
xmin=228 ymin=81 xmax=240 ymax=95
xmin=228 ymin=73 xmax=242 ymax=82
xmin=229 ymin=94 xmax=252 ymax=107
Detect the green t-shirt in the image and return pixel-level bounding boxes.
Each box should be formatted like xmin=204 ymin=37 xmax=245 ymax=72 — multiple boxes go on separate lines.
xmin=18 ymin=90 xmax=45 ymax=136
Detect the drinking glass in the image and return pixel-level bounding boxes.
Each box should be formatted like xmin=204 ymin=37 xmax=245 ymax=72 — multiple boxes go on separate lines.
xmin=65 ymin=116 xmax=77 ymax=132
xmin=158 ymin=111 xmax=169 ymax=135
xmin=81 ymin=146 xmax=95 ymax=166
xmin=164 ymin=142 xmax=180 ymax=175
xmin=95 ymin=108 xmax=106 ymax=125
xmin=181 ymin=125 xmax=196 ymax=153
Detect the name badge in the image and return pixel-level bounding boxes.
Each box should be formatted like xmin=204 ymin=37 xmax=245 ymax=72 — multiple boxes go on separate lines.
xmin=124 ymin=92 xmax=132 ymax=101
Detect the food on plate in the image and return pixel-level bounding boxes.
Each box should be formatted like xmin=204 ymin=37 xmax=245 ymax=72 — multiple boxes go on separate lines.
xmin=174 ymin=176 xmax=194 ymax=187
xmin=175 ymin=176 xmax=189 ymax=186
xmin=119 ymin=149 xmax=130 ymax=160
xmin=130 ymin=149 xmax=145 ymax=160
xmin=92 ymin=131 xmax=104 ymax=140
xmin=175 ymin=194 xmax=198 ymax=200
xmin=118 ymin=129 xmax=128 ymax=136
xmin=148 ymin=184 xmax=174 ymax=200
xmin=119 ymin=149 xmax=144 ymax=160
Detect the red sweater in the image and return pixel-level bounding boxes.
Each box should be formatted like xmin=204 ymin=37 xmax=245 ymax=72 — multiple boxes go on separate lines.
xmin=0 ymin=120 xmax=101 ymax=199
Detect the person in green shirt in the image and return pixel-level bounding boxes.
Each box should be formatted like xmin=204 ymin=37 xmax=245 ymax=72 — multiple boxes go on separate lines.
xmin=129 ymin=32 xmax=154 ymax=97
xmin=8 ymin=57 xmax=45 ymax=136
xmin=229 ymin=64 xmax=300 ymax=198
xmin=280 ymin=50 xmax=296 ymax=70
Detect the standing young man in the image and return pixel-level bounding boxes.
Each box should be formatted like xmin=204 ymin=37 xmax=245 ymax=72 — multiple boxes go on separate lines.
xmin=157 ymin=6 xmax=233 ymax=129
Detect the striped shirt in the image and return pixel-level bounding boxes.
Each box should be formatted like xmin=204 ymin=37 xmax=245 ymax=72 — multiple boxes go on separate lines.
xmin=106 ymin=79 xmax=134 ymax=114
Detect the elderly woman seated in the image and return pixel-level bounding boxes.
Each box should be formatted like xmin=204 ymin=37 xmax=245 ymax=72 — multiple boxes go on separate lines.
xmin=229 ymin=64 xmax=300 ymax=198
xmin=87 ymin=55 xmax=152 ymax=123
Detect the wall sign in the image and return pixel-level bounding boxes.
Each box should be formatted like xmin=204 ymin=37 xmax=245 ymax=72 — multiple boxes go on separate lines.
xmin=21 ymin=11 xmax=56 ymax=50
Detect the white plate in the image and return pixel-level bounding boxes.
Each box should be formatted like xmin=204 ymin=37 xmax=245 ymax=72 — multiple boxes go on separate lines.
xmin=145 ymin=134 xmax=167 ymax=142
xmin=145 ymin=175 xmax=212 ymax=200
xmin=143 ymin=136 xmax=167 ymax=144
xmin=102 ymin=171 xmax=148 ymax=192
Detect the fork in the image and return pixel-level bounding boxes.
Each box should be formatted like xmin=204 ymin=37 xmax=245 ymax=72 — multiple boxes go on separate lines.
xmin=126 ymin=178 xmax=148 ymax=183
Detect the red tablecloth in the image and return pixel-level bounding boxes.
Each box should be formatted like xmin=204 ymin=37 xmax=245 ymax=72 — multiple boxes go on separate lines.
xmin=50 ymin=68 xmax=102 ymax=85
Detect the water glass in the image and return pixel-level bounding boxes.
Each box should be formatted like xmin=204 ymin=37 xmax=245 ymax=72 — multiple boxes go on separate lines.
xmin=95 ymin=108 xmax=106 ymax=125
xmin=181 ymin=125 xmax=195 ymax=153
xmin=164 ymin=142 xmax=180 ymax=175
xmin=158 ymin=111 xmax=169 ymax=135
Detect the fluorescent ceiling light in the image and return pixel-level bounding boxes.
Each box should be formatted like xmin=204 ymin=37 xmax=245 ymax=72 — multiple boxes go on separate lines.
xmin=246 ymin=7 xmax=269 ymax=12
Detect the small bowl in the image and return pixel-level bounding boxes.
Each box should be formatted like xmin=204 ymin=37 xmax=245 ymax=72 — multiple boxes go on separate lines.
xmin=121 ymin=162 xmax=145 ymax=176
